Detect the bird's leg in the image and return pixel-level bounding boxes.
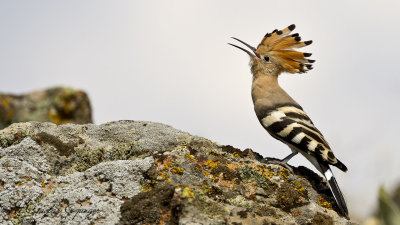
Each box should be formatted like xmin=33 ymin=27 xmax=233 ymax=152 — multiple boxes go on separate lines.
xmin=262 ymin=152 xmax=298 ymax=173
xmin=281 ymin=152 xmax=298 ymax=163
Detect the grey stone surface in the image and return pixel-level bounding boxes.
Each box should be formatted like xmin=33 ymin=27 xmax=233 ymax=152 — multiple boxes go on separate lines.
xmin=30 ymin=158 xmax=153 ymax=225
xmin=0 ymin=121 xmax=356 ymax=224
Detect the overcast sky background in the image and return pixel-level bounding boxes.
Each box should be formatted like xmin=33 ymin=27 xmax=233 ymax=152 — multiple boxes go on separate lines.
xmin=1 ymin=1 xmax=399 ymax=220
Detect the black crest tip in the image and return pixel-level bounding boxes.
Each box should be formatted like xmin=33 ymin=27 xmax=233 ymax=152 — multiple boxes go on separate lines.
xmin=276 ymin=30 xmax=283 ymax=35
xmin=303 ymin=53 xmax=312 ymax=57
xmin=294 ymin=36 xmax=301 ymax=42
xmin=308 ymin=59 xmax=315 ymax=63
xmin=288 ymin=24 xmax=296 ymax=31
xmin=305 ymin=40 xmax=313 ymax=45
xmin=291 ymin=33 xmax=299 ymax=37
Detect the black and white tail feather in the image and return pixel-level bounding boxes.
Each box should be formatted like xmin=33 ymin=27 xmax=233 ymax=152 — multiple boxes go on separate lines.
xmin=320 ymin=164 xmax=349 ymax=218
xmin=259 ymin=103 xmax=349 ymax=218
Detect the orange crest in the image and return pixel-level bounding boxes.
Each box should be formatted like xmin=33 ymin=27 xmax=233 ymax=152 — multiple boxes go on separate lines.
xmin=256 ymin=24 xmax=315 ymax=73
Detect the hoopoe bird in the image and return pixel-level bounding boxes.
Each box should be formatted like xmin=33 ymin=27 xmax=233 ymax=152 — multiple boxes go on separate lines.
xmin=229 ymin=24 xmax=349 ymax=218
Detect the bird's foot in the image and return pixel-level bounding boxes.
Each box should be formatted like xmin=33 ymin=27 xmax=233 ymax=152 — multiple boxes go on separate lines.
xmin=261 ymin=157 xmax=295 ymax=174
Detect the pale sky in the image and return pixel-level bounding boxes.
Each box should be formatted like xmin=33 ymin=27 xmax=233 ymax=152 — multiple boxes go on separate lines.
xmin=1 ymin=1 xmax=400 ymax=220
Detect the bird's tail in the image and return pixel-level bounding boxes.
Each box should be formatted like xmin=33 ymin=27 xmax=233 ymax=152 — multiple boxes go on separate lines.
xmin=320 ymin=163 xmax=349 ymax=219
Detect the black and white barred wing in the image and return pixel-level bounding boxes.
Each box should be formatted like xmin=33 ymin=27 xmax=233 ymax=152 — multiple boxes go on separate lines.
xmin=260 ymin=105 xmax=347 ymax=172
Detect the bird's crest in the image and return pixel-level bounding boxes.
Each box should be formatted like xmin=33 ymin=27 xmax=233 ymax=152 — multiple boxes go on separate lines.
xmin=256 ymin=24 xmax=315 ymax=74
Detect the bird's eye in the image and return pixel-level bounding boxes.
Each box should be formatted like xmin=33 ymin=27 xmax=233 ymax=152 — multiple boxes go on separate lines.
xmin=264 ymin=56 xmax=270 ymax=62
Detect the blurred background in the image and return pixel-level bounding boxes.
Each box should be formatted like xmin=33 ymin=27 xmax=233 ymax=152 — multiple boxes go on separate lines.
xmin=1 ymin=0 xmax=399 ymax=221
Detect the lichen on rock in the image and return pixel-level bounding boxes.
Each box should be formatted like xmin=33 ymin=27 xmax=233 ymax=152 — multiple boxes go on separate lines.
xmin=0 ymin=120 xmax=356 ymax=224
xmin=0 ymin=87 xmax=92 ymax=130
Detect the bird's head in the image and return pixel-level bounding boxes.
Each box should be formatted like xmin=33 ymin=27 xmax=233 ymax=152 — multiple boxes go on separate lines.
xmin=229 ymin=24 xmax=315 ymax=76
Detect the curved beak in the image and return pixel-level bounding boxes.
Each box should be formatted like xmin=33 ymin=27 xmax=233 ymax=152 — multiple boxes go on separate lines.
xmin=228 ymin=37 xmax=259 ymax=58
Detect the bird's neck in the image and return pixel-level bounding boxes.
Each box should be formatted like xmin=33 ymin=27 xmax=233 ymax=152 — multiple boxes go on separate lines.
xmin=251 ymin=72 xmax=298 ymax=112
xmin=251 ymin=73 xmax=280 ymax=103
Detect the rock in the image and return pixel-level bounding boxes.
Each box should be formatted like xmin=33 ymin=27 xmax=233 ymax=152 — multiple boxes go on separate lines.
xmin=0 ymin=87 xmax=92 ymax=129
xmin=0 ymin=121 xmax=357 ymax=224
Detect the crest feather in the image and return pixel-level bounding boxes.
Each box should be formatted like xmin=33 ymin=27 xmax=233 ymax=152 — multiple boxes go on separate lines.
xmin=256 ymin=24 xmax=315 ymax=74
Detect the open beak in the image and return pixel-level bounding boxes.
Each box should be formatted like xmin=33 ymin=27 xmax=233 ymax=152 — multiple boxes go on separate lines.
xmin=228 ymin=37 xmax=259 ymax=58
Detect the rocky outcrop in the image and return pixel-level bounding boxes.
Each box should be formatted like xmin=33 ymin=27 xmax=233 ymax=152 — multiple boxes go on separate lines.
xmin=0 ymin=87 xmax=92 ymax=129
xmin=0 ymin=121 xmax=355 ymax=224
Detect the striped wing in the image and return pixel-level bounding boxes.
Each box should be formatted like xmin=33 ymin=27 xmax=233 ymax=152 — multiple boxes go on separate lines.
xmin=260 ymin=104 xmax=346 ymax=171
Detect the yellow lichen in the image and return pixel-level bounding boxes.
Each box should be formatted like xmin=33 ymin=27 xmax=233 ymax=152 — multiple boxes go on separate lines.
xmin=158 ymin=171 xmax=169 ymax=180
xmin=204 ymin=160 xmax=218 ymax=168
xmin=8 ymin=109 xmax=13 ymax=118
xmin=278 ymin=168 xmax=289 ymax=181
xmin=142 ymin=185 xmax=153 ymax=192
xmin=232 ymin=152 xmax=241 ymax=158
xmin=171 ymin=166 xmax=184 ymax=175
xmin=164 ymin=161 xmax=173 ymax=170
xmin=47 ymin=108 xmax=61 ymax=125
xmin=317 ymin=196 xmax=332 ymax=209
xmin=195 ymin=166 xmax=202 ymax=173
xmin=2 ymin=99 xmax=9 ymax=107
xmin=227 ymin=163 xmax=238 ymax=170
xmin=181 ymin=187 xmax=195 ymax=198
xmin=185 ymin=153 xmax=197 ymax=162
xmin=256 ymin=165 xmax=275 ymax=179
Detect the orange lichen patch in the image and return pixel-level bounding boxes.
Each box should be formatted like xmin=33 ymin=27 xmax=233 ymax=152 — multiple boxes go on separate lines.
xmin=41 ymin=179 xmax=46 ymax=187
xmin=185 ymin=153 xmax=197 ymax=162
xmin=166 ymin=179 xmax=173 ymax=183
xmin=317 ymin=196 xmax=332 ymax=209
xmin=142 ymin=185 xmax=153 ymax=192
xmin=171 ymin=167 xmax=184 ymax=175
xmin=293 ymin=210 xmax=302 ymax=217
xmin=293 ymin=182 xmax=306 ymax=194
xmin=232 ymin=152 xmax=241 ymax=158
xmin=2 ymin=99 xmax=9 ymax=107
xmin=256 ymin=164 xmax=276 ymax=179
xmin=204 ymin=160 xmax=219 ymax=168
xmin=194 ymin=165 xmax=202 ymax=173
xmin=47 ymin=108 xmax=61 ymax=125
xmin=278 ymin=168 xmax=290 ymax=181
xmin=154 ymin=155 xmax=174 ymax=170
xmin=164 ymin=161 xmax=173 ymax=170
xmin=158 ymin=171 xmax=169 ymax=180
xmin=227 ymin=163 xmax=239 ymax=170
xmin=281 ymin=195 xmax=286 ymax=199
